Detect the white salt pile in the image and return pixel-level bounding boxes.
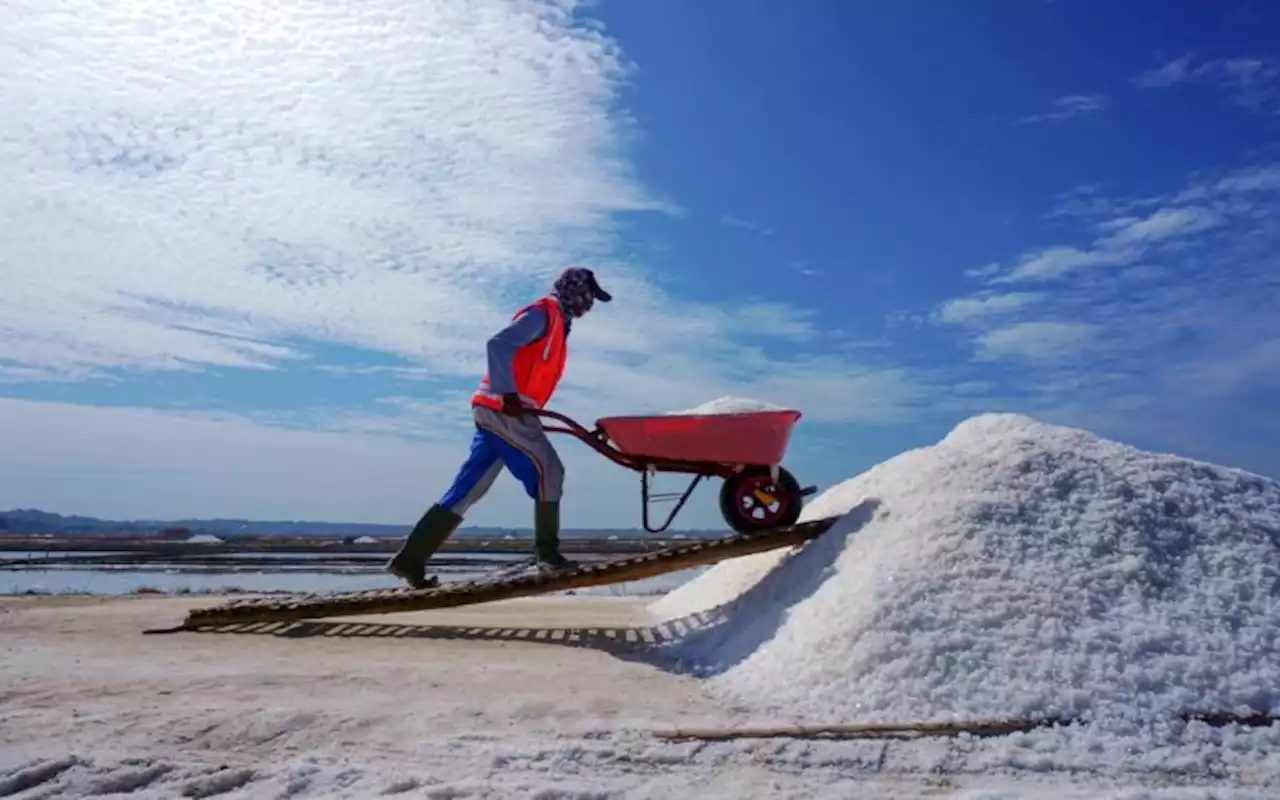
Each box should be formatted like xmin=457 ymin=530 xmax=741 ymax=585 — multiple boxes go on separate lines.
xmin=667 ymin=396 xmax=784 ymax=415
xmin=649 ymin=413 xmax=1280 ymax=729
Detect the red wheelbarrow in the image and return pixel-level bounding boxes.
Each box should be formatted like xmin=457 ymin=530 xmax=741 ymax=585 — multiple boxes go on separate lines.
xmin=531 ymin=407 xmax=818 ymax=534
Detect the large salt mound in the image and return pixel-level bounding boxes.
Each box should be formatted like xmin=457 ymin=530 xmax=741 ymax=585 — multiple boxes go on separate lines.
xmin=649 ymin=412 xmax=1280 ymax=728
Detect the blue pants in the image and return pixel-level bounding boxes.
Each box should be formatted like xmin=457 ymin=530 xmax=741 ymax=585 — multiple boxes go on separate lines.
xmin=438 ymin=406 xmax=565 ymax=514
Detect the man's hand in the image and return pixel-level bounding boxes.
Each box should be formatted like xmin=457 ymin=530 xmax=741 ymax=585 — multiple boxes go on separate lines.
xmin=501 ymin=393 xmax=525 ymax=419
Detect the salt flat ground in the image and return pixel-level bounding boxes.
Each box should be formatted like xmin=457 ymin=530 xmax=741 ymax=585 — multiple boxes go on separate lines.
xmin=0 ymin=594 xmax=1270 ymax=799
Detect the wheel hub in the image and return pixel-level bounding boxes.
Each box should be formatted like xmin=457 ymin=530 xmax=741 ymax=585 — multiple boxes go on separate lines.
xmin=736 ymin=476 xmax=785 ymax=523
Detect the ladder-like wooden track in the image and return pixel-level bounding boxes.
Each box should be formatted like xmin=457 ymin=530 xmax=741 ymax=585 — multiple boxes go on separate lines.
xmin=162 ymin=516 xmax=840 ymax=631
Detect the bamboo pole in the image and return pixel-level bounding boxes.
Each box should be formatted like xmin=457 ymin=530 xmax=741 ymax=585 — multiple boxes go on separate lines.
xmin=653 ymin=717 xmax=1070 ymax=741
xmin=652 ymin=711 xmax=1280 ymax=742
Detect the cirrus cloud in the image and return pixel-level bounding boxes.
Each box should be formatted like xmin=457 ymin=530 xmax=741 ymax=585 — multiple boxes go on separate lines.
xmin=0 ymin=0 xmax=939 ymax=529
xmin=0 ymin=0 xmax=923 ymax=430
xmin=0 ymin=0 xmax=672 ymax=381
xmin=934 ymin=158 xmax=1280 ymax=475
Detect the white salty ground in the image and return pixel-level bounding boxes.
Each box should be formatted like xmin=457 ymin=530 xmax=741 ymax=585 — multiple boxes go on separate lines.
xmin=5 ymin=409 xmax=1280 ymax=798
xmin=1 ymin=594 xmax=1267 ymax=800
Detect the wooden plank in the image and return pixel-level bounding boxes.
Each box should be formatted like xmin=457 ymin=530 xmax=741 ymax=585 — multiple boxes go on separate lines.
xmin=164 ymin=516 xmax=839 ymax=630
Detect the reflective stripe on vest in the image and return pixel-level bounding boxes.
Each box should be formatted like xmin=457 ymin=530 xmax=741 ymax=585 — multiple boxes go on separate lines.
xmin=471 ymin=297 xmax=567 ymax=411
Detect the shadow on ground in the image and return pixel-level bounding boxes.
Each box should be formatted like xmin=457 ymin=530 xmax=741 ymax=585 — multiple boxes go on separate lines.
xmin=182 ymin=499 xmax=881 ymax=675
xmin=185 ymin=608 xmax=732 ymax=667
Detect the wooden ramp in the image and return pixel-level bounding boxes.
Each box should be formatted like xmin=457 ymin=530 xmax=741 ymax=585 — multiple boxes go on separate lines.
xmin=153 ymin=516 xmax=840 ymax=632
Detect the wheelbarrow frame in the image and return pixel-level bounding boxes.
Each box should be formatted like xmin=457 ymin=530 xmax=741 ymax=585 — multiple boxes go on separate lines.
xmin=530 ymin=408 xmax=816 ymax=534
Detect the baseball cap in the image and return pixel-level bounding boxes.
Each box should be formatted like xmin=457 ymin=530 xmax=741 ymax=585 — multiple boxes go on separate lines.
xmin=559 ymin=265 xmax=612 ymax=302
xmin=585 ymin=268 xmax=612 ymax=302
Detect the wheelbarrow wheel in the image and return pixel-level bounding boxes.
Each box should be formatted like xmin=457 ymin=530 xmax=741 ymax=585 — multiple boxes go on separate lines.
xmin=719 ymin=465 xmax=803 ymax=534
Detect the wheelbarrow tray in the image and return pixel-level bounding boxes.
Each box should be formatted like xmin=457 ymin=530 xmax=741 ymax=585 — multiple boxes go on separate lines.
xmin=595 ymin=409 xmax=802 ymax=467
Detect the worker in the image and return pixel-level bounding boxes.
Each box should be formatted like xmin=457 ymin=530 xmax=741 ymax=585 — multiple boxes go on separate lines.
xmin=384 ymin=266 xmax=612 ymax=589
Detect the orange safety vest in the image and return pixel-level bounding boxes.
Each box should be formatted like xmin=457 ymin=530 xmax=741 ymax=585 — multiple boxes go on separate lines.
xmin=471 ymin=296 xmax=567 ymax=411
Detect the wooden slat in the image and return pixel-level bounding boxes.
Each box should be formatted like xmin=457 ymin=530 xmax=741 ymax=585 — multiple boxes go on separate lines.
xmin=167 ymin=516 xmax=839 ymax=629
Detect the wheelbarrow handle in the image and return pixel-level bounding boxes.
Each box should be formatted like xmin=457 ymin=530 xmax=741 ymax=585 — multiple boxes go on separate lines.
xmin=527 ymin=407 xmax=606 ymax=440
xmin=527 ymin=407 xmax=574 ymax=426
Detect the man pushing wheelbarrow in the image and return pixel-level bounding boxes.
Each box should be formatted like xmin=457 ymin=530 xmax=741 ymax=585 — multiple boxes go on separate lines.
xmin=385 ymin=266 xmax=613 ymax=589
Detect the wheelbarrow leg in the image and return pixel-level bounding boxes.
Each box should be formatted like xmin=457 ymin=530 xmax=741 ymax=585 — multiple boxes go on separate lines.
xmin=642 ymin=472 xmax=705 ymax=534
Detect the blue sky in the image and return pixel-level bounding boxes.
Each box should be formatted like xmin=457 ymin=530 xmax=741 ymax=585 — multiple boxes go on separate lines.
xmin=1 ymin=0 xmax=1278 ymax=528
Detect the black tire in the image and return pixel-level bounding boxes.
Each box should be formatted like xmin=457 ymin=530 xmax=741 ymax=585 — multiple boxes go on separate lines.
xmin=719 ymin=465 xmax=804 ymax=534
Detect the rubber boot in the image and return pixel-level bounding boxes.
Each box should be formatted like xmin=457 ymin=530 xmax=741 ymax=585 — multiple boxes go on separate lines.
xmin=534 ymin=500 xmax=575 ymax=574
xmin=385 ymin=503 xmax=463 ymax=589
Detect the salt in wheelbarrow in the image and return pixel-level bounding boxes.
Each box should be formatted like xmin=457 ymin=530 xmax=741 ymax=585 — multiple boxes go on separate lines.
xmin=530 ymin=407 xmax=818 ymax=534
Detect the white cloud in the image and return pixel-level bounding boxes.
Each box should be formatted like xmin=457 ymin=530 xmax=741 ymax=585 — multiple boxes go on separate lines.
xmin=976 ymin=322 xmax=1099 ymax=362
xmin=998 ymin=244 xmax=1140 ymax=283
xmin=1133 ymin=55 xmax=1280 ymax=113
xmin=0 ymin=0 xmax=668 ymax=380
xmin=720 ymin=214 xmax=773 ymax=235
xmin=1046 ymin=184 xmax=1171 ymax=223
xmin=964 ymin=262 xmax=1003 ymax=279
xmin=0 ymin=365 xmax=75 ymax=383
xmin=1214 ymin=165 xmax=1280 ymax=194
xmin=1177 ymin=336 xmax=1280 ymax=397
xmin=934 ymin=160 xmax=1280 ymax=465
xmin=734 ymin=302 xmax=819 ymax=341
xmin=1017 ymin=93 xmax=1109 ymax=124
xmin=0 ymin=0 xmax=923 ymax=430
xmin=994 ymin=204 xmax=1226 ymax=284
xmin=1133 ymin=55 xmax=1196 ymax=88
xmin=1096 ymin=206 xmax=1224 ymax=247
xmin=937 ymin=292 xmax=1044 ymax=324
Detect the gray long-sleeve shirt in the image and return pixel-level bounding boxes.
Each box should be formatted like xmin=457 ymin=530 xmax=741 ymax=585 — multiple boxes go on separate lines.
xmin=486 ymin=304 xmax=566 ymax=396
